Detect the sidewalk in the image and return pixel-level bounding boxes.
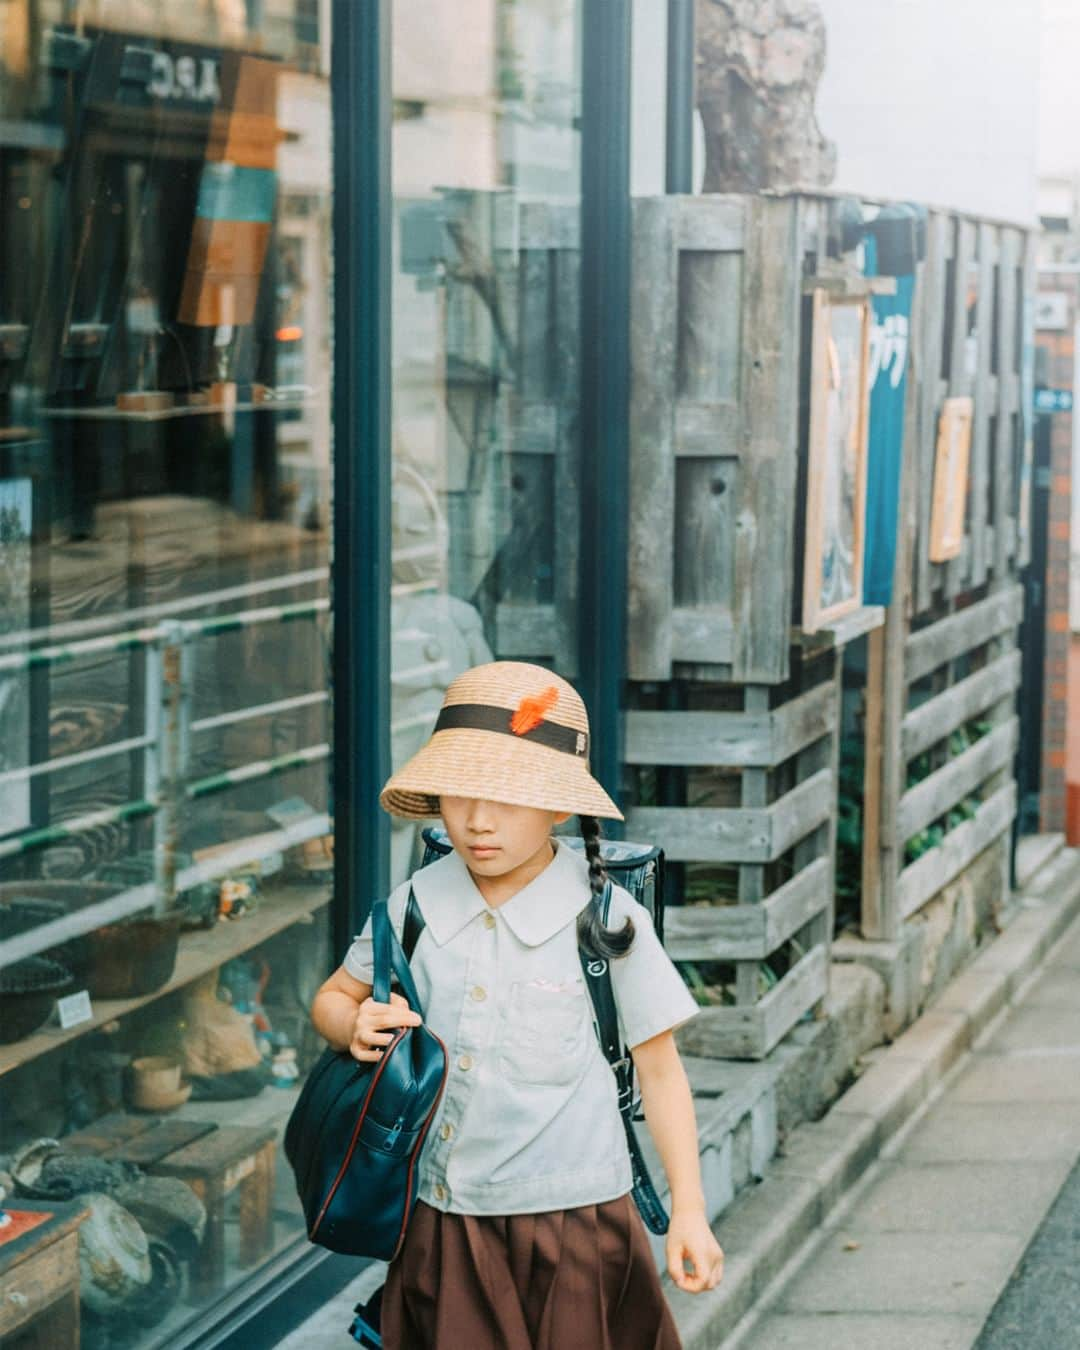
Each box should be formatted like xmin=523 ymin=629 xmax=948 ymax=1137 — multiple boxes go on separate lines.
xmin=724 ymin=902 xmax=1080 ymax=1350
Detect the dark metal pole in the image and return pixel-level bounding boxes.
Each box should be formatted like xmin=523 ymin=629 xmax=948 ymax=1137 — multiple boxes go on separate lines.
xmin=331 ymin=0 xmax=392 ymax=948
xmin=665 ymin=0 xmax=696 ymax=194
xmin=579 ymin=0 xmax=632 ymax=821
xmin=661 ymin=0 xmax=696 ymax=896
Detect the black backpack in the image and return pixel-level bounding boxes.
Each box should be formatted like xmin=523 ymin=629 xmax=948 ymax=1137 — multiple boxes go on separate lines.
xmin=418 ymin=828 xmax=669 ymax=1233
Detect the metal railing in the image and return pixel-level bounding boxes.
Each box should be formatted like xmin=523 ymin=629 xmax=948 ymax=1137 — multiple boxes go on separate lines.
xmin=0 ymin=600 xmax=332 ymax=972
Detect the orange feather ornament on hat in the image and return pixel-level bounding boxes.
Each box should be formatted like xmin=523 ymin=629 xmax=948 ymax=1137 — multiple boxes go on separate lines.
xmin=510 ymin=686 xmax=560 ymax=736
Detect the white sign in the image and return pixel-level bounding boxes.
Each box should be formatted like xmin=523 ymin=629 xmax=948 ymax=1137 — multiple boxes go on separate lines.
xmin=57 ymin=990 xmax=94 ymax=1030
xmin=1036 ymin=292 xmax=1070 ymax=331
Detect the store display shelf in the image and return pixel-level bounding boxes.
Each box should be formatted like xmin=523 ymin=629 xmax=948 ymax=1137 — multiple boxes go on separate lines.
xmin=0 ymin=879 xmax=331 ymax=1079
xmin=41 ymin=398 xmax=318 ymax=422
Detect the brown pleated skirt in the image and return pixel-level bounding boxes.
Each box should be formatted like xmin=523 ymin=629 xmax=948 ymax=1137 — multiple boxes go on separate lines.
xmin=380 ymin=1195 xmax=682 ymax=1350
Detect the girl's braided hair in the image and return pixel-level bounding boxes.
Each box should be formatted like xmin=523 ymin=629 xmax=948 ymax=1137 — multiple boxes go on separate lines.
xmin=575 ymin=814 xmax=635 ymax=961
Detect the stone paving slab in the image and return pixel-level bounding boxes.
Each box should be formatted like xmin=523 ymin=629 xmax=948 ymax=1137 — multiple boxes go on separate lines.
xmin=742 ymin=1311 xmax=985 ymax=1350
xmin=842 ymin=1160 xmax=1070 ymax=1236
xmin=950 ymin=1048 xmax=1080 ymax=1103
xmin=897 ymin=1101 xmax=1080 ymax=1165
xmin=1017 ymin=966 xmax=1080 ymax=1007
xmin=774 ymin=1230 xmax=1028 ymax=1317
xmin=982 ymin=999 xmax=1080 ymax=1051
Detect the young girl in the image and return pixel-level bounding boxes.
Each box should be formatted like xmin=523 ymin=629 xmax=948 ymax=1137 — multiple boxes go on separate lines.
xmin=312 ymin=661 xmax=724 ymax=1349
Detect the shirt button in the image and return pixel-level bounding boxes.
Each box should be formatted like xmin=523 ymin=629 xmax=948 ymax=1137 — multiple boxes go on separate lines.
xmin=434 ymin=1183 xmax=447 ymax=1201
xmin=470 ymin=986 xmax=487 ymax=1002
xmin=440 ymin=1123 xmax=454 ymax=1141
xmin=482 ymin=912 xmax=496 ymax=930
xmin=457 ymin=1053 xmax=473 ymax=1071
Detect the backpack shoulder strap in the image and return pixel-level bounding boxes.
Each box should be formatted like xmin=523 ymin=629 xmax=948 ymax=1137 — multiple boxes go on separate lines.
xmin=578 ymin=879 xmax=671 ymax=1237
xmin=403 ymin=886 xmax=426 ymax=961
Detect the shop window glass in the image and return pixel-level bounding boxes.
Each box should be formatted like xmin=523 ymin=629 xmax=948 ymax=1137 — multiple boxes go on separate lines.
xmin=390 ymin=0 xmax=584 ymax=883
xmin=0 ymin=5 xmax=332 ymax=1345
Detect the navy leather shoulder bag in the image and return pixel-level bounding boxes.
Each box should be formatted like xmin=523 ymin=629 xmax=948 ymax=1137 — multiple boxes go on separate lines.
xmin=284 ymin=894 xmax=448 ymax=1259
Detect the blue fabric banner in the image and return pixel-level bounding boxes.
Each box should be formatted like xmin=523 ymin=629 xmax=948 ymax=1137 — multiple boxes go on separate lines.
xmin=863 ymin=262 xmax=915 ymax=607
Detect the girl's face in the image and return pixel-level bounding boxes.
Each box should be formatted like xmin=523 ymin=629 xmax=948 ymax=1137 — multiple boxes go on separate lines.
xmin=439 ymin=796 xmax=570 ymax=882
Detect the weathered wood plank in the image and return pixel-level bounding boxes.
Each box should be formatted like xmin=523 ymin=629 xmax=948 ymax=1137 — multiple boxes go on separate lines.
xmin=664 ymin=901 xmax=766 ymax=962
xmin=674 ymin=194 xmax=746 ymax=250
xmin=771 ymin=767 xmax=834 ymax=856
xmin=898 ymin=781 xmax=1017 ymax=920
xmin=914 ymin=214 xmax=950 ymax=615
xmin=993 ymin=231 xmax=1021 ymax=582
xmin=770 ymin=679 xmax=839 ymax=763
xmin=670 ymin=607 xmax=734 ymax=665
xmin=675 ymin=458 xmax=735 ymax=612
xmin=905 ymin=583 xmax=1023 ymax=684
xmin=677 ymin=250 xmax=742 ymax=403
xmin=624 ymin=805 xmax=772 ymax=863
xmin=665 ymin=855 xmax=831 ymax=961
xmin=730 ymin=195 xmax=802 ymax=683
xmin=627 ymin=768 xmax=832 ymax=864
xmin=628 ymin=198 xmax=678 ymax=679
xmin=902 ymin=650 xmax=1021 ymax=761
xmin=624 ymin=710 xmax=774 ymax=767
xmin=765 ymin=854 xmax=832 ymax=951
xmin=674 ymin=401 xmax=740 ymax=456
xmin=944 ymin=218 xmax=975 ymax=600
xmin=862 ymin=625 xmax=885 ymax=935
xmin=897 ymin=718 xmax=1018 ymax=843
xmin=680 ymin=942 xmax=829 ymax=1060
xmin=969 ymin=222 xmax=996 ymax=588
xmin=760 ymin=941 xmax=829 ymax=1057
xmin=737 ymin=687 xmax=771 ymax=998
xmin=624 ymin=679 xmax=834 ymax=768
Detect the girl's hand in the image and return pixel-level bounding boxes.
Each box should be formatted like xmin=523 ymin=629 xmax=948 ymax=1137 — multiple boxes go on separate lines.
xmin=666 ymin=1208 xmax=724 ymax=1294
xmin=350 ymin=991 xmax=421 ymax=1063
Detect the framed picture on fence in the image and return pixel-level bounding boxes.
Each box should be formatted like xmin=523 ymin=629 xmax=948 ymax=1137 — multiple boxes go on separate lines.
xmin=802 ymin=290 xmax=872 ymax=635
xmin=929 ymin=396 xmax=974 ymax=562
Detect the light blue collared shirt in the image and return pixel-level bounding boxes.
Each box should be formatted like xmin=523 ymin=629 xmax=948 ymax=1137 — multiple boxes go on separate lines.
xmin=344 ymin=840 xmax=699 ymax=1216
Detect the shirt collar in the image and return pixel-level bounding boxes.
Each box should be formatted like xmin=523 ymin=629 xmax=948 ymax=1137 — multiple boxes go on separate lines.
xmin=410 ymin=839 xmax=590 ymax=948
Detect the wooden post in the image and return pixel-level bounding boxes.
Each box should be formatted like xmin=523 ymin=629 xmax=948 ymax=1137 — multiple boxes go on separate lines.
xmin=735 ymin=684 xmax=770 ymax=1004
xmin=861 ymin=624 xmax=885 ymax=931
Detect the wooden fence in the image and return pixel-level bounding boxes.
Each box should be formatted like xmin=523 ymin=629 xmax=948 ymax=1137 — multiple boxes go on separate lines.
xmin=437 ymin=188 xmax=1034 ymax=1054
xmin=861 ymin=212 xmax=1034 ymax=940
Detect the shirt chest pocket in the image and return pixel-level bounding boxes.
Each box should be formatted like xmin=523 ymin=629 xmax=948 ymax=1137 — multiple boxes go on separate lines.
xmin=498 ymin=980 xmax=592 ymax=1086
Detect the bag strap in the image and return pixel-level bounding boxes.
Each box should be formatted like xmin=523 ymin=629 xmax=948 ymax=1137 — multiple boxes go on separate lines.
xmin=403 ymin=887 xmax=425 ymax=961
xmin=579 ymin=880 xmax=670 ymax=1236
xmin=371 ymin=897 xmax=423 ymax=1012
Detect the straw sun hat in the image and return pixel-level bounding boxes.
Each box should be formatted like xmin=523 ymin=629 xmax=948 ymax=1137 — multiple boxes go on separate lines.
xmin=380 ymin=661 xmax=623 ymax=821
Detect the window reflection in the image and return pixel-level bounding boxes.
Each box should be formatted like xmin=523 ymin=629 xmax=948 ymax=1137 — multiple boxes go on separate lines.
xmin=0 ymin=5 xmax=332 ymax=1344
xmin=390 ymin=0 xmax=584 ymax=882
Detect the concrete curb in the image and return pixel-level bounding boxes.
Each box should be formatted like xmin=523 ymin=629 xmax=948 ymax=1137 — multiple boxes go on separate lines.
xmin=671 ymin=846 xmax=1080 ymax=1350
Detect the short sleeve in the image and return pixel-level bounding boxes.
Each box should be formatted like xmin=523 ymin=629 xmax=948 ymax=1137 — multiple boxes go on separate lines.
xmin=607 ymin=887 xmax=699 ymax=1048
xmin=343 ymin=912 xmax=375 ymax=984
xmin=342 ymin=882 xmax=410 ymax=986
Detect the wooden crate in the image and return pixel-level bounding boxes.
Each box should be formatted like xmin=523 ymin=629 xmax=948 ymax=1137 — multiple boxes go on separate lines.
xmin=623 ymin=657 xmax=839 ymax=1059
xmin=627 ymin=195 xmax=806 ymax=686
